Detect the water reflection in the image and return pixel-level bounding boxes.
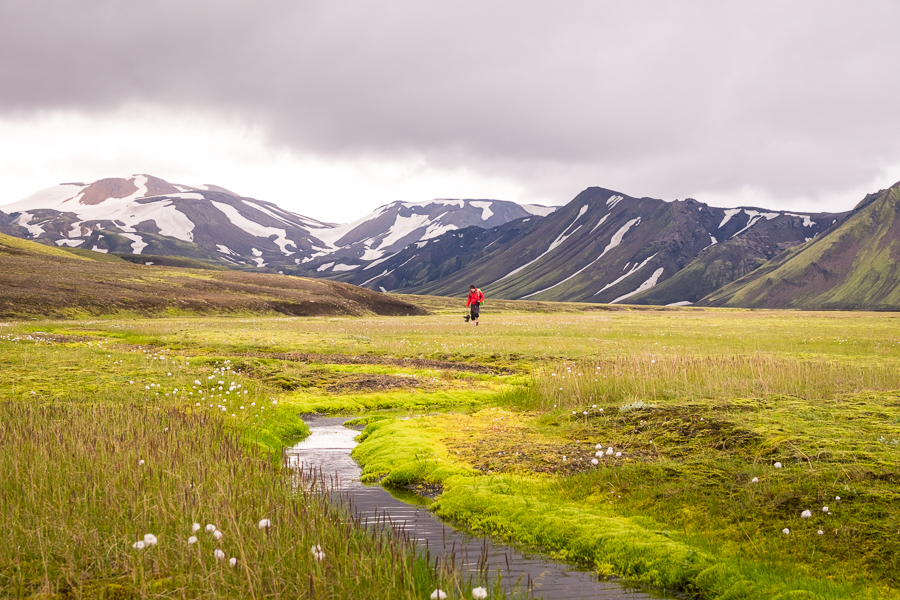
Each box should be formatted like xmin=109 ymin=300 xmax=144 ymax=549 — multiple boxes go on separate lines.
xmin=286 ymin=416 xmax=671 ymax=600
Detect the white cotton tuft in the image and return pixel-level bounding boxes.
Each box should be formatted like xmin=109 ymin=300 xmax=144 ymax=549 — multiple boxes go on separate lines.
xmin=188 ymin=536 xmax=198 ymax=544
xmin=214 ymin=548 xmax=225 ymax=560
xmin=472 ymin=587 xmax=488 ymax=600
xmin=431 ymin=589 xmax=447 ymax=600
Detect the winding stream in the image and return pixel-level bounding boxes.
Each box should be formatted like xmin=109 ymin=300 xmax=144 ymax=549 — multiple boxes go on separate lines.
xmin=286 ymin=416 xmax=675 ymax=600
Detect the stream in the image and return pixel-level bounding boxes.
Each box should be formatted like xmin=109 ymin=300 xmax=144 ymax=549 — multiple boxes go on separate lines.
xmin=285 ymin=416 xmax=675 ymax=600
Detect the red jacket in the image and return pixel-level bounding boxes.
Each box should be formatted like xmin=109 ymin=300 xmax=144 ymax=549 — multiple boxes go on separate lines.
xmin=466 ymin=288 xmax=485 ymax=307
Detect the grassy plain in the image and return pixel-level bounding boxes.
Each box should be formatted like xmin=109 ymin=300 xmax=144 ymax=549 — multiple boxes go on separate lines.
xmin=3 ymin=307 xmax=900 ymax=599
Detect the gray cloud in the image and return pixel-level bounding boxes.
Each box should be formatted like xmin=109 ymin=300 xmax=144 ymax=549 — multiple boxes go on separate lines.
xmin=2 ymin=0 xmax=900 ymax=209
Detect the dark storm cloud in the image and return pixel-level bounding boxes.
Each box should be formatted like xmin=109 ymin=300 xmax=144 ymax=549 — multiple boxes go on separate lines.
xmin=2 ymin=1 xmax=900 ymax=206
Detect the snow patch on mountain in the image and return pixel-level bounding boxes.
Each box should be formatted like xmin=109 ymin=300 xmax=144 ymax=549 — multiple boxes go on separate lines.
xmin=120 ymin=233 xmax=147 ymax=254
xmin=597 ymin=252 xmax=659 ymax=294
xmin=785 ymin=213 xmax=816 ymax=227
xmin=611 ymin=267 xmax=665 ymax=303
xmin=731 ymin=210 xmax=780 ymax=238
xmin=210 ymin=201 xmax=296 ymax=255
xmin=718 ymin=209 xmax=743 ymax=228
xmin=13 ymin=212 xmax=45 ymax=237
xmin=590 ymin=213 xmax=610 ymax=234
xmin=470 ymin=201 xmax=494 ymax=220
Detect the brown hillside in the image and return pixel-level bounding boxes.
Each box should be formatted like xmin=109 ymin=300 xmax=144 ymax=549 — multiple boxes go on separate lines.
xmin=0 ymin=234 xmax=425 ymax=318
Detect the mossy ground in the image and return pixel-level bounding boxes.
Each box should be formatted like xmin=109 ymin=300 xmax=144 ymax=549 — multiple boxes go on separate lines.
xmin=3 ymin=308 xmax=900 ymax=599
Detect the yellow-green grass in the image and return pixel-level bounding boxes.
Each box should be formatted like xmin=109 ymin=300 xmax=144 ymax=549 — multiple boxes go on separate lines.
xmin=0 ymin=328 xmax=501 ymax=599
xmin=4 ymin=308 xmax=900 ymax=599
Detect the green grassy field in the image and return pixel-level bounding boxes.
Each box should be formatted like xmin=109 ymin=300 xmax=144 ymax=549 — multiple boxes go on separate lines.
xmin=2 ymin=307 xmax=900 ymax=599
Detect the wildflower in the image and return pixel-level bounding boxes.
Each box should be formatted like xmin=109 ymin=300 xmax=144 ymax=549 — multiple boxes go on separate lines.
xmin=229 ymin=557 xmax=237 ymax=567
xmin=472 ymin=587 xmax=488 ymax=600
xmin=143 ymin=533 xmax=158 ymax=546
xmin=822 ymin=506 xmax=829 ymax=513
xmin=138 ymin=459 xmax=145 ymax=466
xmin=582 ymin=411 xmax=588 ymax=415
xmin=605 ymin=447 xmax=614 ymax=456
xmin=258 ymin=518 xmax=272 ymax=529
xmin=595 ymin=443 xmax=602 ymax=450
xmin=801 ymin=510 xmax=812 ymax=519
xmin=592 ymin=404 xmax=597 ymax=408
xmin=774 ymin=462 xmax=782 ymax=469
xmin=192 ymin=523 xmax=201 ymax=533
xmin=751 ymin=477 xmax=759 ymax=483
xmin=817 ymin=530 xmax=824 ymax=535
xmin=214 ymin=549 xmax=226 ymax=560
xmin=572 ymin=411 xmax=577 ymax=415
xmin=213 ymin=530 xmax=223 ymax=540
xmin=132 ymin=540 xmax=145 ymax=550
xmin=835 ymin=496 xmax=841 ymax=501
xmin=188 ymin=536 xmax=198 ymax=544
xmin=591 ymin=458 xmax=599 ymax=465
xmin=205 ymin=524 xmax=216 ymax=533
xmin=311 ymin=544 xmax=325 ymax=561
xmin=562 ymin=456 xmax=566 ymax=461
xmin=431 ymin=589 xmax=447 ymax=600
xmin=615 ymin=451 xmax=622 ymax=458
xmin=782 ymin=528 xmax=790 ymax=535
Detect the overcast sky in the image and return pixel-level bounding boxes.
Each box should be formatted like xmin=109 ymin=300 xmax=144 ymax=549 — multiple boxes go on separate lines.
xmin=2 ymin=1 xmax=899 ymax=222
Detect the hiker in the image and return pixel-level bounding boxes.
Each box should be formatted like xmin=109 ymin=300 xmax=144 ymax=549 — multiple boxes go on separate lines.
xmin=466 ymin=284 xmax=485 ymax=326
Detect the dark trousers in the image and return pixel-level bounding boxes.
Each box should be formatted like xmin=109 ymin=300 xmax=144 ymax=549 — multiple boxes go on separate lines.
xmin=470 ymin=303 xmax=480 ymax=320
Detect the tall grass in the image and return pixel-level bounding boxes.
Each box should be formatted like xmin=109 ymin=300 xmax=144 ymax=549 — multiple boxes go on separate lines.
xmin=521 ymin=354 xmax=900 ymax=411
xmin=0 ymin=402 xmax=469 ymax=599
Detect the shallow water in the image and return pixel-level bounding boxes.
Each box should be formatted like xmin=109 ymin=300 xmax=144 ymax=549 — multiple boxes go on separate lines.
xmin=285 ymin=416 xmax=675 ymax=600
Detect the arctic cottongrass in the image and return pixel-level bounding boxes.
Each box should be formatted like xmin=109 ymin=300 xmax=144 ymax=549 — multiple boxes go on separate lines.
xmin=311 ymin=544 xmax=325 ymax=561
xmin=258 ymin=518 xmax=272 ymax=529
xmin=205 ymin=524 xmax=216 ymax=533
xmin=143 ymin=533 xmax=158 ymax=546
xmin=132 ymin=540 xmax=146 ymax=550
xmin=605 ymin=447 xmax=614 ymax=456
xmin=818 ymin=530 xmax=824 ymax=535
xmin=801 ymin=510 xmax=812 ymax=519
xmin=138 ymin=459 xmax=145 ymax=466
xmin=188 ymin=536 xmax=198 ymax=545
xmin=214 ymin=549 xmax=226 ymax=560
xmin=615 ymin=452 xmax=622 ymax=458
xmin=472 ymin=588 xmax=488 ymax=600
xmin=751 ymin=477 xmax=759 ymax=483
xmin=430 ymin=589 xmax=447 ymax=600
xmin=595 ymin=443 xmax=602 ymax=450
xmin=774 ymin=462 xmax=782 ymax=469
xmin=213 ymin=530 xmax=223 ymax=540
xmin=782 ymin=528 xmax=790 ymax=535
xmin=229 ymin=557 xmax=237 ymax=567
xmin=823 ymin=506 xmax=829 ymax=513
xmin=192 ymin=523 xmax=201 ymax=533
xmin=591 ymin=458 xmax=599 ymax=465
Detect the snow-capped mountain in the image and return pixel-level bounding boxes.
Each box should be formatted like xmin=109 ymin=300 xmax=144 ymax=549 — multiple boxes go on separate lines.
xmin=338 ymin=187 xmax=849 ymax=305
xmin=0 ymin=175 xmax=335 ymax=269
xmin=296 ymin=199 xmax=554 ymax=273
xmin=0 ymin=175 xmax=554 ymax=273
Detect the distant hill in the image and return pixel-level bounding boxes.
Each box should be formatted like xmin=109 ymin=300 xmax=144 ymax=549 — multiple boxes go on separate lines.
xmin=398 ymin=187 xmax=846 ymax=305
xmin=699 ymin=182 xmax=900 ymax=310
xmin=0 ymin=232 xmax=425 ymax=318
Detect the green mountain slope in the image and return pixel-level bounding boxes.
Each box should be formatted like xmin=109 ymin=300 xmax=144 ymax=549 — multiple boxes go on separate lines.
xmin=699 ymin=182 xmax=900 ymax=310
